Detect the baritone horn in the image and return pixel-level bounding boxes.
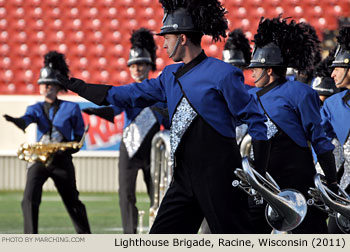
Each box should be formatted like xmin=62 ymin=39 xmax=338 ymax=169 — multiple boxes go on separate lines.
xmin=148 ymin=130 xmax=172 ymax=228
xmin=17 ymin=125 xmax=89 ymax=166
xmin=233 ymin=157 xmax=307 ymax=233
xmin=308 ymin=173 xmax=350 ymax=233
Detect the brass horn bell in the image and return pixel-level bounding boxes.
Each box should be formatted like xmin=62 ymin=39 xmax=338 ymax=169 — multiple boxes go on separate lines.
xmin=233 ymin=157 xmax=307 ymax=233
xmin=308 ymin=173 xmax=350 ymax=233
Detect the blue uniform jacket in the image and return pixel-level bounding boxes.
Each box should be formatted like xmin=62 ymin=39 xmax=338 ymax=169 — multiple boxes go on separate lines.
xmin=249 ymin=80 xmax=334 ymax=155
xmin=21 ymin=100 xmax=85 ymax=141
xmin=112 ymin=102 xmax=170 ymax=130
xmin=321 ymin=90 xmax=350 ymax=145
xmin=106 ymin=54 xmax=267 ymax=140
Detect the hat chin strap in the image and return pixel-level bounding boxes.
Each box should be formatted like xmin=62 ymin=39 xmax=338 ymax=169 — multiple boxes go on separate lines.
xmin=254 ymin=68 xmax=269 ymax=86
xmin=169 ymin=35 xmax=182 ymax=58
xmin=131 ymin=71 xmax=148 ymax=82
xmin=336 ymin=68 xmax=349 ymax=86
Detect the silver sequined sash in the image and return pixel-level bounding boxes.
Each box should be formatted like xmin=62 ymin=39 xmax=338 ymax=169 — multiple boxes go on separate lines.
xmin=170 ymin=97 xmax=198 ymax=164
xmin=123 ymin=107 xmax=157 ymax=158
xmin=265 ymin=117 xmax=278 ymax=139
xmin=341 ymin=138 xmax=350 ymax=190
xmin=40 ymin=126 xmax=64 ymax=144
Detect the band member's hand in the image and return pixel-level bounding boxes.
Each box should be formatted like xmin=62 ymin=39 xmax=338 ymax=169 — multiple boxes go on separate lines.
xmin=82 ymin=107 xmax=115 ymax=122
xmin=3 ymin=114 xmax=26 ymax=132
xmin=57 ymin=74 xmax=111 ymax=106
xmin=57 ymin=74 xmax=86 ymax=93
xmin=317 ymin=151 xmax=337 ymax=187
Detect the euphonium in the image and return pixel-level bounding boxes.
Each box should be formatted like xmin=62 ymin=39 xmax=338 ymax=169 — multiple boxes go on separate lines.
xmin=17 ymin=125 xmax=89 ymax=166
xmin=236 ymin=134 xmax=308 ymax=233
xmin=308 ymin=173 xmax=350 ymax=233
xmin=149 ymin=130 xmax=172 ymax=228
xmin=233 ymin=157 xmax=307 ymax=233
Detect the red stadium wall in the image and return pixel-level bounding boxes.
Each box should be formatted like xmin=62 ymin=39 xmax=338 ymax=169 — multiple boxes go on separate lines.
xmin=0 ymin=0 xmax=349 ymax=94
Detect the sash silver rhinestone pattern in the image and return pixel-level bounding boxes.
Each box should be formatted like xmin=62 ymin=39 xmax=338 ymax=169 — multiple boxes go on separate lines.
xmin=340 ymin=138 xmax=350 ymax=190
xmin=170 ymin=97 xmax=198 ymax=164
xmin=332 ymin=138 xmax=345 ymax=173
xmin=315 ymin=138 xmax=345 ymax=176
xmin=265 ymin=117 xmax=278 ymax=139
xmin=123 ymin=107 xmax=157 ymax=158
xmin=40 ymin=126 xmax=64 ymax=144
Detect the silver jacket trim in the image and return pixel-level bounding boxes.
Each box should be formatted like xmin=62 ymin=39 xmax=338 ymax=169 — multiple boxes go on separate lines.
xmin=123 ymin=107 xmax=157 ymax=158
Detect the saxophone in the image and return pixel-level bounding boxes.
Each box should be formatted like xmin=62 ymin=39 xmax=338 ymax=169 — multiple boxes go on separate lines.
xmin=17 ymin=125 xmax=89 ymax=166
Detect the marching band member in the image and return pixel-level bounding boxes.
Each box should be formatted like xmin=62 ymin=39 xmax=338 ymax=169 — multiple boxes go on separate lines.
xmin=82 ymin=28 xmax=170 ymax=234
xmin=247 ymin=17 xmax=337 ymax=233
xmin=57 ymin=0 xmax=271 ymax=233
xmin=3 ymin=51 xmax=91 ymax=234
xmin=320 ymin=26 xmax=350 ymax=233
xmin=312 ymin=52 xmax=343 ymax=179
xmin=222 ymin=28 xmax=253 ymax=89
xmin=201 ymin=28 xmax=255 ymax=234
xmin=312 ymin=52 xmax=341 ymax=105
xmin=295 ymin=23 xmax=322 ymax=85
xmin=222 ymin=29 xmax=253 ymax=146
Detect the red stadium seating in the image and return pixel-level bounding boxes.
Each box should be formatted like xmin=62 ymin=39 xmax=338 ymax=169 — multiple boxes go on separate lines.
xmin=0 ymin=0 xmax=349 ymax=94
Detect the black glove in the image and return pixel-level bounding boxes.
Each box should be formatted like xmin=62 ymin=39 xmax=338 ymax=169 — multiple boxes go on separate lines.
xmin=82 ymin=107 xmax=115 ymax=123
xmin=3 ymin=114 xmax=26 ymax=132
xmin=317 ymin=150 xmax=337 ymax=186
xmin=57 ymin=74 xmax=111 ymax=106
xmin=58 ymin=134 xmax=83 ymax=155
xmin=251 ymin=139 xmax=271 ymax=176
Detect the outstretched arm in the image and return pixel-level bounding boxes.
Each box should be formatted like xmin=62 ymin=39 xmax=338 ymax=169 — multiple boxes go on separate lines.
xmin=58 ymin=74 xmax=166 ymax=109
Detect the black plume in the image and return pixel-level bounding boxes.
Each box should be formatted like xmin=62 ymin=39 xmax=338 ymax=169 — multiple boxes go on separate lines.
xmin=337 ymin=25 xmax=350 ymax=50
xmin=159 ymin=0 xmax=228 ymax=41
xmin=224 ymin=29 xmax=251 ymax=64
xmin=253 ymin=16 xmax=320 ymax=73
xmin=315 ymin=49 xmax=336 ymax=78
xmin=291 ymin=22 xmax=321 ymax=77
xmin=43 ymin=51 xmax=69 ymax=78
xmin=130 ymin=28 xmax=157 ymax=71
xmin=159 ymin=0 xmax=186 ymax=11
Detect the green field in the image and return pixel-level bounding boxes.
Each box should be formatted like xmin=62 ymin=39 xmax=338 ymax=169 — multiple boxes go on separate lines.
xmin=0 ymin=191 xmax=150 ymax=234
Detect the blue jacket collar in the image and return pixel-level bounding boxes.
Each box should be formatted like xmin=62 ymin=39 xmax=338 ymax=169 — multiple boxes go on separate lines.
xmin=257 ymin=77 xmax=286 ymax=97
xmin=174 ymin=50 xmax=207 ymax=79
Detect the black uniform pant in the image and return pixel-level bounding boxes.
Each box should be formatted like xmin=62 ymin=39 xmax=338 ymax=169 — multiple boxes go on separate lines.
xmin=22 ymin=153 xmax=91 ymax=234
xmin=118 ymin=124 xmax=158 ymax=234
xmin=149 ymin=117 xmax=253 ymax=234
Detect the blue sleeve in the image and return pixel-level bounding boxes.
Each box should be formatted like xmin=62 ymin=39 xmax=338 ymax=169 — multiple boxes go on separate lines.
xmin=71 ymin=103 xmax=85 ymax=138
xmin=21 ymin=104 xmax=39 ymax=127
xmin=298 ymin=90 xmax=334 ymax=154
xmin=320 ymin=101 xmax=337 ymax=140
xmin=106 ymin=75 xmax=166 ymax=108
xmin=219 ymin=70 xmax=268 ymax=140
